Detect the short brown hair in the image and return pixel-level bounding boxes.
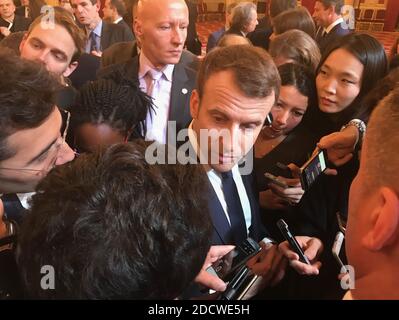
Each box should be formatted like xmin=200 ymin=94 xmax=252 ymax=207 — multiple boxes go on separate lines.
xmin=363 ymin=85 xmax=399 ymax=194
xmin=110 ymin=0 xmax=127 ymax=16
xmin=26 ymin=6 xmax=85 ymax=63
xmin=318 ymin=0 xmax=344 ymax=15
xmin=269 ymin=0 xmax=297 ymax=18
xmin=272 ymin=7 xmax=316 ymax=39
xmin=197 ymin=45 xmax=280 ymax=101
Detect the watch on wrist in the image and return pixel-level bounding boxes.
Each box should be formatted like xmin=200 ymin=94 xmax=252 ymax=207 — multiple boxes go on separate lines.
xmin=341 ymin=119 xmax=366 ymax=148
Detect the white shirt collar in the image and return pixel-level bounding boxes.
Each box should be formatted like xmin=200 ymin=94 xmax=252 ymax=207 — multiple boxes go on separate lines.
xmin=86 ymin=19 xmax=103 ymax=37
xmin=114 ymin=17 xmax=123 ymax=24
xmin=325 ymin=17 xmax=344 ymax=34
xmin=17 ymin=192 xmax=35 ymax=209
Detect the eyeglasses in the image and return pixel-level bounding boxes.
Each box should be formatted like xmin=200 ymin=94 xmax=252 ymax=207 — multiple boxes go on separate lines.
xmin=0 ymin=109 xmax=71 ymax=173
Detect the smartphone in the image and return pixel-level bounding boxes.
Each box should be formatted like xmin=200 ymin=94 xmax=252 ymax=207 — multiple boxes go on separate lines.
xmin=218 ymin=265 xmax=251 ymax=300
xmin=277 ymin=219 xmax=310 ymax=265
xmin=332 ymin=231 xmax=349 ymax=273
xmin=236 ymin=273 xmax=258 ymax=300
xmin=206 ymin=237 xmax=261 ymax=281
xmin=299 ymin=149 xmax=327 ymax=191
xmin=264 ymin=172 xmax=288 ymax=189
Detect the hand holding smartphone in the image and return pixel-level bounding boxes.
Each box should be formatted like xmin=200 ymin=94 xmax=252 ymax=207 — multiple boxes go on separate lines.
xmin=277 ymin=219 xmax=310 ymax=265
xmin=299 ymin=149 xmax=328 ymax=191
xmin=206 ymin=237 xmax=261 ymax=281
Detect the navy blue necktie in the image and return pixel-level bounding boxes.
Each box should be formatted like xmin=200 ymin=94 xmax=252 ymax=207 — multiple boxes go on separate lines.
xmin=1 ymin=194 xmax=25 ymax=226
xmin=89 ymin=32 xmax=98 ymax=52
xmin=221 ymin=171 xmax=247 ymax=245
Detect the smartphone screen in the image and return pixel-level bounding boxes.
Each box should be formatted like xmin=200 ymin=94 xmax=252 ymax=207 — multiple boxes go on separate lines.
xmin=207 ymin=238 xmax=261 ymax=281
xmin=300 ymin=149 xmax=327 ymax=190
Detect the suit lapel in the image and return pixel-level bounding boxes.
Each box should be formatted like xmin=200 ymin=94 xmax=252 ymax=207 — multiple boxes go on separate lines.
xmin=100 ymin=23 xmax=110 ymax=52
xmin=208 ymin=182 xmax=234 ymax=244
xmin=169 ymin=63 xmax=191 ymax=132
xmin=241 ymin=173 xmax=259 ymax=240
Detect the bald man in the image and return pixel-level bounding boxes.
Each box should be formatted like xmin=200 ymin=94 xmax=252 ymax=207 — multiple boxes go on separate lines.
xmin=343 ymin=87 xmax=399 ymax=299
xmin=99 ymin=0 xmax=198 ymax=145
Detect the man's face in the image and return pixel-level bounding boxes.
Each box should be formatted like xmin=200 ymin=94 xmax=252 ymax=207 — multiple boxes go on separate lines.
xmin=19 ymin=23 xmax=78 ymax=78
xmin=74 ymin=123 xmax=126 ymax=154
xmin=0 ymin=108 xmax=75 ymax=194
xmin=313 ymin=1 xmax=331 ymax=28
xmin=71 ymin=0 xmax=100 ymax=27
xmin=0 ymin=0 xmax=15 ymax=20
xmin=191 ymin=70 xmax=275 ymax=173
xmin=134 ymin=0 xmax=189 ymax=69
xmin=102 ymin=0 xmax=115 ymax=21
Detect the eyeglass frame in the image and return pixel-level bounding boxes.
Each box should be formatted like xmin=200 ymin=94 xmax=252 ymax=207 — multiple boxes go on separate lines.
xmin=0 ymin=108 xmax=71 ymax=173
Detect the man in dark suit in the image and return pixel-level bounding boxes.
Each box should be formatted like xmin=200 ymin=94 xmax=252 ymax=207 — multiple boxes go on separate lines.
xmin=102 ymin=0 xmax=134 ymax=40
xmin=70 ymin=0 xmax=133 ymax=55
xmin=98 ymin=0 xmax=197 ymax=145
xmin=312 ymin=0 xmax=350 ymax=54
xmin=0 ymin=0 xmax=30 ymax=40
xmin=206 ymin=1 xmax=237 ymax=53
xmin=15 ymin=0 xmax=30 ymax=19
xmin=184 ymin=44 xmax=291 ymax=291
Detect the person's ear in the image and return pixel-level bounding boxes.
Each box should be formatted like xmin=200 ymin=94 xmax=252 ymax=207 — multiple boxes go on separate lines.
xmin=190 ymin=89 xmax=200 ymax=120
xmin=95 ymin=0 xmax=101 ymax=12
xmin=19 ymin=32 xmax=29 ymax=54
xmin=328 ymin=5 xmax=335 ymax=16
xmin=134 ymin=19 xmax=143 ymax=39
xmin=362 ymin=187 xmax=399 ymax=251
xmin=62 ymin=61 xmax=78 ymax=77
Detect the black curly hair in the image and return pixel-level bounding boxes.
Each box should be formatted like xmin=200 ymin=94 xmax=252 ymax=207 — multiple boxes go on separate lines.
xmin=70 ymin=78 xmax=151 ymax=144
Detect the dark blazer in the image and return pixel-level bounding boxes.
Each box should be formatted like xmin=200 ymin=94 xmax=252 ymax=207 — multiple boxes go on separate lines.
xmin=101 ymin=40 xmax=139 ymax=67
xmin=208 ymin=170 xmax=269 ymax=245
xmin=116 ymin=19 xmax=134 ymax=40
xmin=316 ymin=23 xmax=350 ymax=55
xmin=97 ymin=51 xmax=198 ymax=135
xmin=247 ymin=17 xmax=272 ymax=51
xmin=206 ymin=27 xmax=225 ymax=53
xmin=0 ymin=15 xmax=30 ymax=40
xmin=68 ymin=53 xmax=101 ymax=89
xmin=15 ymin=5 xmax=30 ymax=19
xmin=1 ymin=194 xmax=26 ymax=226
xmin=100 ymin=21 xmax=134 ymax=51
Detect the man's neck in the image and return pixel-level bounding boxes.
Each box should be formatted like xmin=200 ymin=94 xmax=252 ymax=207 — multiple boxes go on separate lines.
xmin=87 ymin=16 xmax=101 ymax=31
xmin=3 ymin=14 xmax=15 ymax=24
xmin=352 ymin=268 xmax=399 ymax=299
xmin=140 ymin=50 xmax=167 ymax=71
xmin=325 ymin=14 xmax=341 ymax=29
